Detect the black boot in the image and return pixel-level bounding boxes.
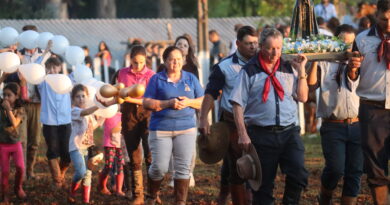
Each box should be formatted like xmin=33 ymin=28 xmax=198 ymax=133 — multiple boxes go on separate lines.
xmin=282 ymin=181 xmax=303 ymax=205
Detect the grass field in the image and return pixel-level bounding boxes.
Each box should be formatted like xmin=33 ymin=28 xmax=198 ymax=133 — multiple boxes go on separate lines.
xmin=1 ymin=129 xmax=377 ymax=204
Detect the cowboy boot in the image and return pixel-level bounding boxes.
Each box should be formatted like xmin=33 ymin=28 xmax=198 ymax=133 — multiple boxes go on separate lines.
xmin=14 ymin=169 xmax=26 ymax=199
xmin=59 ymin=160 xmax=70 ymax=183
xmin=370 ymin=185 xmax=388 ymax=205
xmin=68 ymin=181 xmax=81 ymax=203
xmin=132 ymin=170 xmax=145 ymax=205
xmin=174 ymin=179 xmax=190 ymax=205
xmin=116 ymin=172 xmax=126 ymax=196
xmin=340 ymin=196 xmax=357 ymax=205
xmin=98 ymin=172 xmax=111 ymax=195
xmin=48 ymin=159 xmax=62 ymax=188
xmin=217 ymin=185 xmax=230 ymax=205
xmin=145 ymin=177 xmax=163 ymax=205
xmin=318 ymin=185 xmax=333 ymax=205
xmin=282 ymin=181 xmax=303 ymax=205
xmin=82 ymin=184 xmax=91 ymax=204
xmin=123 ymin=163 xmax=133 ymax=198
xmin=230 ymin=184 xmax=247 ymax=205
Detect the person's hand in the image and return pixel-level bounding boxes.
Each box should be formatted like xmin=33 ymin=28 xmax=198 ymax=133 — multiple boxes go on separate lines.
xmin=95 ymin=95 xmax=116 ymax=107
xmin=198 ymin=117 xmax=211 ymax=136
xmin=347 ymin=51 xmax=364 ymax=69
xmin=238 ymin=131 xmax=251 ymax=152
xmin=176 ymin=96 xmax=191 ymax=109
xmin=17 ymin=71 xmax=26 ymax=85
xmin=2 ymin=100 xmax=11 ymax=111
xmin=171 ymin=97 xmax=188 ymax=110
xmin=291 ymin=54 xmax=308 ymax=71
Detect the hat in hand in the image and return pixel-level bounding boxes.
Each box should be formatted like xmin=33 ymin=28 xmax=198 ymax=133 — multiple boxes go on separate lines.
xmin=198 ymin=121 xmax=230 ymax=164
xmin=236 ymin=144 xmax=262 ymax=191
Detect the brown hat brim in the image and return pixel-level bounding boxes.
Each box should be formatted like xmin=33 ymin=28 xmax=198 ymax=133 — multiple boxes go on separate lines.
xmin=198 ymin=122 xmax=230 ymax=164
xmin=246 ymin=144 xmax=262 ymax=191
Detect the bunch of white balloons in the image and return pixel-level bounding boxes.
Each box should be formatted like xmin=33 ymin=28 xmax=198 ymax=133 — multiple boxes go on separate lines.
xmin=0 ymin=26 xmax=117 ymax=118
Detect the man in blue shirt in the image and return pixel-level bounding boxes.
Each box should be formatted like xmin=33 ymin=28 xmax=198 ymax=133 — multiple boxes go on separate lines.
xmin=230 ymin=28 xmax=309 ymax=204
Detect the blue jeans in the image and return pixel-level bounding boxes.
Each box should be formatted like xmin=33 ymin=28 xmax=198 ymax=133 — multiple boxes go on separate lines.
xmin=70 ymin=149 xmax=88 ymax=183
xmin=148 ymin=128 xmax=197 ymax=180
xmin=320 ymin=121 xmax=363 ymax=197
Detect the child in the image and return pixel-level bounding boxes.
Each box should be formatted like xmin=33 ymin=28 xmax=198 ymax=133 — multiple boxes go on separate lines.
xmin=98 ymin=112 xmax=125 ymax=197
xmin=68 ymin=84 xmax=103 ymax=204
xmin=39 ymin=57 xmax=72 ymax=188
xmin=0 ymin=83 xmax=27 ymax=202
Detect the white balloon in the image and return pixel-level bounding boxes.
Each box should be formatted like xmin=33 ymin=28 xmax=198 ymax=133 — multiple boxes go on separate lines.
xmin=0 ymin=52 xmax=20 ymax=73
xmin=19 ymin=63 xmax=46 ymax=84
xmin=65 ymin=46 xmax=85 ymax=66
xmin=18 ymin=30 xmax=39 ymax=49
xmin=95 ymin=104 xmax=118 ymax=118
xmin=45 ymin=74 xmax=73 ymax=94
xmin=37 ymin=32 xmax=54 ymax=49
xmin=51 ymin=35 xmax=69 ymax=55
xmin=74 ymin=64 xmax=93 ymax=83
xmin=0 ymin=27 xmax=19 ymax=47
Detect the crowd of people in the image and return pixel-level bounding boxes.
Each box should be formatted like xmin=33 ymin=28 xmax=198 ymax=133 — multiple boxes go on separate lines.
xmin=0 ymin=0 xmax=389 ymax=204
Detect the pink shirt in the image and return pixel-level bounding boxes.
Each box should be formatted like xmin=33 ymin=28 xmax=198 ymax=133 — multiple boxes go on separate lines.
xmin=117 ymin=66 xmax=155 ymax=96
xmin=103 ymin=112 xmax=122 ymax=148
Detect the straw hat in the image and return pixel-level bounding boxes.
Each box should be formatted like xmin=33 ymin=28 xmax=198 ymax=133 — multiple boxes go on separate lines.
xmin=236 ymin=144 xmax=262 ymax=191
xmin=198 ymin=122 xmax=230 ymax=164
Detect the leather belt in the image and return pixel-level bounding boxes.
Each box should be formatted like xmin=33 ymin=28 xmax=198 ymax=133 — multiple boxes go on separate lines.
xmin=263 ymin=123 xmax=295 ymax=132
xmin=323 ymin=117 xmax=359 ymax=124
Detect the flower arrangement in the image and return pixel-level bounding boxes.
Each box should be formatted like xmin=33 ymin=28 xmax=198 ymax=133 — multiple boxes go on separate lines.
xmin=282 ymin=35 xmax=350 ymax=54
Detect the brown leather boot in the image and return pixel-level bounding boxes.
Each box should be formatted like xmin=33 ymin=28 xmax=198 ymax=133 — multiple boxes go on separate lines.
xmin=132 ymin=170 xmax=145 ymax=205
xmin=217 ymin=185 xmax=230 ymax=205
xmin=318 ymin=185 xmax=333 ymax=205
xmin=340 ymin=196 xmax=357 ymax=205
xmin=370 ymin=185 xmax=388 ymax=205
xmin=145 ymin=177 xmax=163 ymax=205
xmin=59 ymin=160 xmax=70 ymax=183
xmin=174 ymin=179 xmax=190 ymax=205
xmin=48 ymin=159 xmax=62 ymax=188
xmin=230 ymin=184 xmax=247 ymax=205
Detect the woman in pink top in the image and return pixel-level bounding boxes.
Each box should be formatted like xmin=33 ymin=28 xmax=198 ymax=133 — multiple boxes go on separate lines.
xmin=101 ymin=46 xmax=155 ymax=205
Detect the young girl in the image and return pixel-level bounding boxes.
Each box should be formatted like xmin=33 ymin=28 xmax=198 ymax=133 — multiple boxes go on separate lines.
xmin=98 ymin=112 xmax=125 ymax=197
xmin=0 ymin=83 xmax=27 ymax=202
xmin=68 ymin=84 xmax=103 ymax=204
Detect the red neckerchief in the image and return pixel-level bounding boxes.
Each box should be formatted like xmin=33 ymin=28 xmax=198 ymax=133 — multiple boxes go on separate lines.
xmin=377 ymin=27 xmax=390 ymax=70
xmin=258 ymin=53 xmax=284 ymax=102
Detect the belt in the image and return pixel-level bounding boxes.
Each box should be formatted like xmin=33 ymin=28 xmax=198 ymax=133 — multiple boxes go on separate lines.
xmin=263 ymin=123 xmax=295 ymax=132
xmin=323 ymin=117 xmax=359 ymax=124
xmin=360 ymin=99 xmax=385 ymax=108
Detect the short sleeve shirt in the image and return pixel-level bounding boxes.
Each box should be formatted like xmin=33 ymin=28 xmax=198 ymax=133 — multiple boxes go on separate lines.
xmin=0 ymin=106 xmax=25 ymax=144
xmin=229 ymin=56 xmax=298 ymax=127
xmin=144 ymin=71 xmax=204 ymax=131
xmin=69 ymin=107 xmax=98 ymax=152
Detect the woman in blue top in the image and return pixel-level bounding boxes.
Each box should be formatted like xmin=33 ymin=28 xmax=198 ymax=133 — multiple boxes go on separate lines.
xmin=143 ymin=46 xmax=204 ymax=204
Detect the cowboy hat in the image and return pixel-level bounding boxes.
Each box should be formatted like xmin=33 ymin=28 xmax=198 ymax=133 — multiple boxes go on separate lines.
xmin=198 ymin=121 xmax=230 ymax=164
xmin=236 ymin=144 xmax=262 ymax=191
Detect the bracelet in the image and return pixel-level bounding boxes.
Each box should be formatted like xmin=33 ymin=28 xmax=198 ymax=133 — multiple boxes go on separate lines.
xmin=299 ymin=73 xmax=307 ymax=80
